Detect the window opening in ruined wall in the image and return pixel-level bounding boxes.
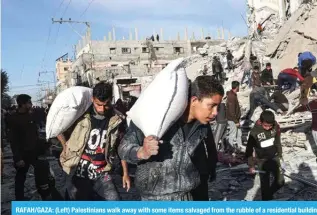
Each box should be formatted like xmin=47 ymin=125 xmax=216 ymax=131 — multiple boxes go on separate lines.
xmin=122 ymin=48 xmax=131 ymax=54
xmin=155 ymin=47 xmax=164 ymax=52
xmin=142 ymin=47 xmax=149 ymax=53
xmin=173 ymin=47 xmax=184 ymax=54
xmin=110 ymin=48 xmax=116 ymax=54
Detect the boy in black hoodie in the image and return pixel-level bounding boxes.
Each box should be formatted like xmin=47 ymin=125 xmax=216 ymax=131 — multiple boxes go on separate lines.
xmin=246 ymin=110 xmax=285 ymax=200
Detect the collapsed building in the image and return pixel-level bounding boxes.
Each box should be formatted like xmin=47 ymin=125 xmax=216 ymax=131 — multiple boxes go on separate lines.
xmin=182 ymin=0 xmax=317 ymax=200
xmin=55 ymin=27 xmax=233 ymax=101
xmin=2 ymin=2 xmax=317 ymax=212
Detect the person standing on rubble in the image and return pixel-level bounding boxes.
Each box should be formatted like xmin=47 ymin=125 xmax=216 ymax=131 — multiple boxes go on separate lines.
xmin=241 ymin=60 xmax=252 ymax=88
xmin=261 ymin=63 xmax=274 ymax=86
xmin=59 ymin=82 xmax=131 ymax=200
xmin=293 ymin=99 xmax=317 ymax=161
xmin=277 ymin=67 xmax=303 ymax=92
xmin=212 ymin=56 xmax=224 ymax=84
xmin=298 ymin=52 xmax=316 ymax=77
xmin=118 ymin=76 xmax=223 ymax=201
xmin=7 ymin=94 xmax=58 ymax=200
xmin=300 ymin=71 xmax=317 ymax=105
xmin=251 ymin=66 xmax=262 ymax=89
xmin=246 ymin=110 xmax=285 ymax=201
xmin=225 ymin=81 xmax=242 ymax=150
xmin=226 ymin=50 xmax=234 ymax=72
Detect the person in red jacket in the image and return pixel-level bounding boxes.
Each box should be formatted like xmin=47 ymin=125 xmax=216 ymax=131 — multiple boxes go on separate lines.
xmin=277 ymin=67 xmax=304 ymax=92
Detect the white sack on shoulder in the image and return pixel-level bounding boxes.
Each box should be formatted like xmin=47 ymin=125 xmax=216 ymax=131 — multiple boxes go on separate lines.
xmin=127 ymin=58 xmax=188 ymax=139
xmin=46 ymin=86 xmax=93 ymax=139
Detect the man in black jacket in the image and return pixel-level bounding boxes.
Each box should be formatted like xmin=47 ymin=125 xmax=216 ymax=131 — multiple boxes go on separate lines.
xmin=246 ymin=110 xmax=285 ymax=200
xmin=261 ymin=63 xmax=274 ymax=86
xmin=8 ymin=94 xmax=58 ymax=200
xmin=118 ymin=76 xmax=223 ymax=201
xmin=212 ymin=56 xmax=224 ymax=83
xmin=226 ymin=50 xmax=234 ymax=72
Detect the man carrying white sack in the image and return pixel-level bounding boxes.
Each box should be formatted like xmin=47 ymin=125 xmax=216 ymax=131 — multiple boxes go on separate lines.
xmin=118 ymin=76 xmax=224 ymax=201
xmin=59 ymin=82 xmax=130 ymax=200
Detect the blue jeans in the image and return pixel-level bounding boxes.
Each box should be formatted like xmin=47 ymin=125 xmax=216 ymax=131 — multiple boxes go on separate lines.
xmin=241 ymin=70 xmax=252 ymax=88
xmin=277 ymin=73 xmax=297 ymax=92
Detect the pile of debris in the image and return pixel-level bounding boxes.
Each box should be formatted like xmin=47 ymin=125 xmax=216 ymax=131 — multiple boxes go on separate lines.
xmin=183 ymin=0 xmax=317 ymax=200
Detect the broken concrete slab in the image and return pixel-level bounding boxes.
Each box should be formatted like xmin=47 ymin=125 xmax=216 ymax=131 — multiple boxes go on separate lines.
xmin=266 ymin=6 xmax=307 ymax=57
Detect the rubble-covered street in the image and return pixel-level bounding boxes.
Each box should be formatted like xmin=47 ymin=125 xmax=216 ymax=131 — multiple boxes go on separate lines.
xmin=2 ymin=0 xmax=317 ymax=214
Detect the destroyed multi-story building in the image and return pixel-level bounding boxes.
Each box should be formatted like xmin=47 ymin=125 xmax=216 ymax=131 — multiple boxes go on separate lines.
xmin=56 ymin=27 xmax=232 ymax=99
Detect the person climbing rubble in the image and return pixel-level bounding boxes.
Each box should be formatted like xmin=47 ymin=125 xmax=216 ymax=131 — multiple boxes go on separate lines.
xmin=7 ymin=94 xmax=59 ymax=200
xmin=118 ymin=76 xmax=223 ymax=201
xmin=298 ymin=51 xmax=316 ymax=77
xmin=277 ymin=67 xmax=304 ymax=92
xmin=225 ymin=81 xmax=242 ymax=151
xmin=269 ymin=89 xmax=289 ymax=112
xmin=257 ymin=23 xmax=263 ymax=35
xmin=261 ymin=63 xmax=274 ymax=86
xmin=246 ymin=110 xmax=285 ymax=201
xmin=243 ymin=86 xmax=284 ymax=126
xmin=226 ymin=50 xmax=234 ymax=72
xmin=300 ymin=71 xmax=317 ymax=105
xmin=59 ymin=82 xmax=131 ymax=200
xmin=293 ymin=99 xmax=317 ymax=161
xmin=212 ymin=56 xmax=224 ymax=84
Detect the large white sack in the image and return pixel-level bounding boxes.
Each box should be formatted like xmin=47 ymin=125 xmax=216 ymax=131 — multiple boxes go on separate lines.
xmin=46 ymin=86 xmax=93 ymax=139
xmin=127 ymin=58 xmax=188 ymax=139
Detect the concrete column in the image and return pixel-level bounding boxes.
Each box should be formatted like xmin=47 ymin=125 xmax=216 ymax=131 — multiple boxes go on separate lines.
xmin=191 ymin=32 xmax=195 ymax=41
xmin=217 ymin=28 xmax=221 ymax=39
xmin=129 ymin=31 xmax=133 ymax=40
xmin=108 ymin=31 xmax=112 ymax=41
xmin=112 ymin=27 xmax=116 ymax=41
xmin=135 ymin=28 xmax=139 ymax=41
xmin=184 ymin=27 xmax=188 ymax=41
xmin=187 ymin=40 xmax=192 ymax=55
xmin=201 ymin=28 xmax=204 ymax=40
xmin=278 ymin=0 xmax=286 ymax=22
xmin=228 ymin=30 xmax=232 ymax=40
xmin=290 ymin=0 xmax=302 ymax=14
xmin=177 ymin=32 xmax=180 ymax=41
xmin=104 ymin=36 xmax=107 ymax=41
xmin=222 ymin=28 xmax=225 ymax=40
xmin=123 ymin=36 xmax=125 ymax=40
xmin=160 ymin=28 xmax=164 ymax=40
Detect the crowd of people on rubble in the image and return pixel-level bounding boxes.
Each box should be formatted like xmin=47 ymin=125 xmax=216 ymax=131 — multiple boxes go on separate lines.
xmin=1 ymin=49 xmax=317 ymax=203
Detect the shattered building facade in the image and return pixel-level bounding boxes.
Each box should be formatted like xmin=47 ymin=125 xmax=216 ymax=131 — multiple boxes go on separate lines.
xmin=56 ymin=27 xmax=233 ymax=99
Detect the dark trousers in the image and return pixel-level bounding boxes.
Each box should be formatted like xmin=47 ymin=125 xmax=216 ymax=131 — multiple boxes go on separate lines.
xmin=15 ymin=155 xmax=59 ymax=200
xmin=214 ymin=72 xmax=222 ymax=82
xmin=67 ymin=173 xmax=120 ymax=200
xmin=258 ymin=158 xmax=285 ymax=200
xmin=246 ymin=94 xmax=280 ymax=121
xmin=191 ymin=175 xmax=209 ymax=201
xmin=300 ymin=59 xmax=313 ymax=77
xmin=278 ymin=73 xmax=297 ymax=92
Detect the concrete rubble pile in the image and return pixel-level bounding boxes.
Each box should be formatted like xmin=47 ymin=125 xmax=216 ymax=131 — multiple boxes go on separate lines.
xmin=2 ymin=3 xmax=317 ymax=211
xmin=265 ymin=3 xmax=317 ymax=75
xmin=183 ymin=0 xmax=317 ymax=200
